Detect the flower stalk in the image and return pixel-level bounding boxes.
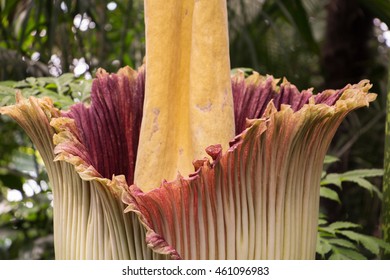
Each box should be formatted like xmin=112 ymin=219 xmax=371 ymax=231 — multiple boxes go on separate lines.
xmin=136 ymin=0 xmax=235 ymax=191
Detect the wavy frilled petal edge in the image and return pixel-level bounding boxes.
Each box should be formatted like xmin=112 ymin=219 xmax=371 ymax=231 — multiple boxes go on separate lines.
xmin=49 ymin=65 xmax=178 ymax=260
xmin=52 ymin=66 xmax=145 ymax=186
xmin=0 ymin=67 xmax=166 ymax=260
xmin=122 ymin=76 xmax=376 ymax=260
xmin=49 ymin=65 xmax=170 ymax=259
xmin=9 ymin=67 xmax=375 ymax=260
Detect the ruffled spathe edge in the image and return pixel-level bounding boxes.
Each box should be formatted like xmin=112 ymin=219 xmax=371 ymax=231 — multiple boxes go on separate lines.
xmin=3 ymin=69 xmax=375 ymax=260
xmin=48 ymin=65 xmax=171 ymax=259
xmin=50 ymin=65 xmax=145 ymax=196
xmin=0 ymin=92 xmax=61 ymax=160
xmin=0 ymin=67 xmax=160 ymax=260
xmin=121 ymin=76 xmax=376 ymax=259
xmin=50 ymin=69 xmax=376 ymax=259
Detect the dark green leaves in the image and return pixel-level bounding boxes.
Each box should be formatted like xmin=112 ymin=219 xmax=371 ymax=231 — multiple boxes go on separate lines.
xmin=321 ymin=166 xmax=383 ymax=203
xmin=317 ymin=219 xmax=390 ymax=259
xmin=317 ymin=156 xmax=389 ymax=259
xmin=0 ymin=74 xmax=91 ymax=109
xmin=357 ymin=0 xmax=390 ymax=27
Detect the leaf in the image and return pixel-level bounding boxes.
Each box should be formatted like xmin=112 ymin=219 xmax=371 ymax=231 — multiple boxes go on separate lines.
xmin=318 ymin=223 xmax=337 ymax=236
xmin=230 ymin=68 xmax=255 ymax=77
xmin=1 ymin=72 xmax=91 ymax=109
xmin=36 ymin=88 xmax=74 ymax=106
xmin=0 ymin=95 xmax=13 ymax=107
xmin=316 ymin=235 xmax=332 ymax=257
xmin=318 ymin=218 xmax=328 ymax=226
xmin=338 ymin=230 xmax=381 ymax=255
xmin=14 ymin=80 xmax=32 ymax=88
xmin=57 ymin=73 xmax=77 ymax=94
xmin=68 ymin=79 xmax=92 ymax=102
xmin=342 ymin=169 xmax=384 ymax=178
xmin=328 ymin=238 xmax=357 ymax=250
xmin=328 ymin=221 xmax=361 ymax=231
xmin=0 ymin=80 xmax=17 ymax=87
xmin=329 ymin=246 xmax=367 ymax=260
xmin=372 ymin=237 xmax=390 ymax=253
xmin=318 ymin=212 xmax=327 ymax=219
xmin=342 ymin=177 xmax=383 ymax=199
xmin=323 ymin=155 xmax=339 ymax=165
xmin=0 ymin=85 xmax=17 ymax=95
xmin=321 ymin=168 xmax=383 ymax=199
xmin=317 ymin=229 xmax=335 ymax=238
xmin=320 ymin=186 xmax=340 ymax=203
xmin=320 ymin=173 xmax=342 ymax=188
xmin=25 ymin=77 xmax=37 ymax=86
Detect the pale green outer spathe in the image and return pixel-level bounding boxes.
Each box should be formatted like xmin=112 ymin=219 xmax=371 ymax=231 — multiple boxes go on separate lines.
xmin=0 ymin=92 xmax=163 ymax=260
xmin=123 ymin=77 xmax=377 ymax=260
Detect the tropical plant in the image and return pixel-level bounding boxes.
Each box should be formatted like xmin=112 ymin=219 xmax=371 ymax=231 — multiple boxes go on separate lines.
xmin=0 ymin=74 xmax=92 ymax=259
xmin=0 ymin=0 xmax=145 ymax=81
xmin=0 ymin=0 xmax=377 ymax=260
xmin=382 ymin=53 xmax=390 ymax=259
xmin=317 ymin=219 xmax=390 ymax=259
xmin=317 ymin=156 xmax=390 ymax=259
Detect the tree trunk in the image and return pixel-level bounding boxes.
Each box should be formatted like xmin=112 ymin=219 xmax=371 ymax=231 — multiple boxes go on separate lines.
xmin=383 ymin=61 xmax=390 ymax=259
xmin=322 ymin=0 xmax=373 ymax=89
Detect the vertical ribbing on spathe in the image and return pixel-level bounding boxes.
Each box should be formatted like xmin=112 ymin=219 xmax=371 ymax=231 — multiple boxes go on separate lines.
xmin=0 ymin=67 xmax=160 ymax=259
xmin=124 ymin=78 xmax=376 ymax=259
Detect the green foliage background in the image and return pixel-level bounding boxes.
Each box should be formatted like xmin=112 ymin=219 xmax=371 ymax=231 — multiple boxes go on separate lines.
xmin=1 ymin=0 xmax=390 ymax=259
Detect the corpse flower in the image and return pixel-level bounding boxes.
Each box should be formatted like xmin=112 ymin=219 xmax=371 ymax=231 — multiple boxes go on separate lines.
xmin=0 ymin=0 xmax=376 ymax=260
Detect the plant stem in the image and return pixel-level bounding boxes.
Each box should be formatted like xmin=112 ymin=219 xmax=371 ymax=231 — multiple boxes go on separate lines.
xmin=383 ymin=55 xmax=390 ymax=259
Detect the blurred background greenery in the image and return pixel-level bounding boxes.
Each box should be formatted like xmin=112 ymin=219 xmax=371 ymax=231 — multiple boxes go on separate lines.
xmin=0 ymin=0 xmax=390 ymax=259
